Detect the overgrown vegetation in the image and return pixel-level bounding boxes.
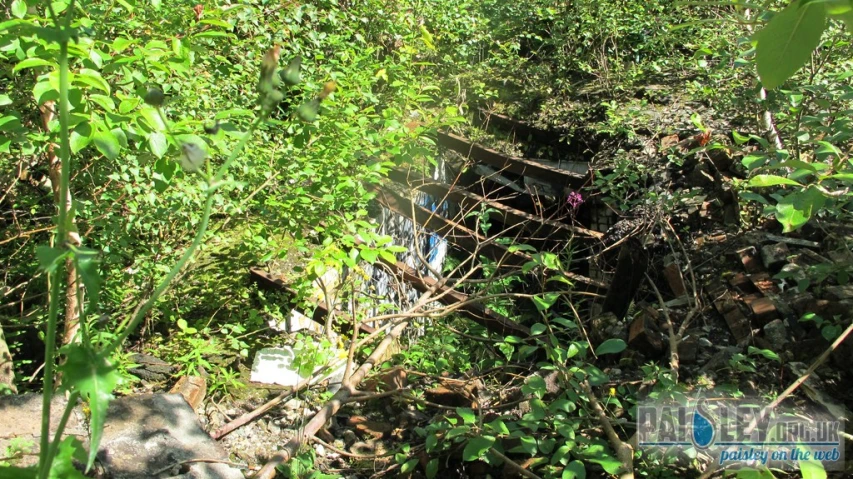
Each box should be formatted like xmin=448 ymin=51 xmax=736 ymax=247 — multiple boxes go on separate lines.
xmin=1 ymin=0 xmax=852 ymax=478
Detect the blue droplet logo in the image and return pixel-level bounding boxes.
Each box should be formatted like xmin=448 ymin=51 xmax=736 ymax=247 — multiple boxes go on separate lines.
xmin=692 ymin=400 xmax=715 ymax=449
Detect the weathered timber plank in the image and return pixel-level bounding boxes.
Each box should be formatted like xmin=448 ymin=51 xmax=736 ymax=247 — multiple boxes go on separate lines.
xmin=601 ymin=238 xmax=649 ymax=321
xmin=386 ymin=168 xmax=603 ymax=240
xmin=367 ymin=183 xmax=608 ymax=293
xmin=352 ymin=238 xmax=531 ymax=338
xmin=474 ymin=109 xmax=564 ymax=147
xmin=249 ymin=268 xmax=376 ymax=334
xmin=436 ymin=131 xmax=586 ymax=187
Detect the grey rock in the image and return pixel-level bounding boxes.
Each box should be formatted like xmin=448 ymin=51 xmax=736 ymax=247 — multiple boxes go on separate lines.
xmin=763 ymin=319 xmax=788 ymax=349
xmin=98 ymin=394 xmax=244 ymax=479
xmin=0 ymin=393 xmax=88 ymax=469
xmin=0 ymin=393 xmax=244 ymax=478
xmin=761 ymin=242 xmax=791 ymax=271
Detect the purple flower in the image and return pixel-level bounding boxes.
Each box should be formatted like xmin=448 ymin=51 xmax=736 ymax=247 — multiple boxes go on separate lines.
xmin=567 ymin=191 xmax=583 ymax=209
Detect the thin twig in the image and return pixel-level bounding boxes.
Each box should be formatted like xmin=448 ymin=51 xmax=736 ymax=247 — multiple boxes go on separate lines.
xmin=309 ymin=435 xmax=398 ymax=459
xmin=579 ymin=380 xmax=634 ymax=479
xmin=645 ymin=273 xmax=680 ymax=380
xmin=151 ymin=458 xmax=249 ymax=475
xmin=489 ymin=448 xmax=542 ymax=479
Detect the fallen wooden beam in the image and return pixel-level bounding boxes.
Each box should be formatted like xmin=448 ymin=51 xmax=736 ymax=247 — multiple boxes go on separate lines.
xmin=436 ymin=131 xmax=586 ymax=188
xmin=474 ymin=108 xmax=566 ymax=148
xmin=249 ymin=268 xmax=376 ymax=335
xmin=367 ymin=183 xmax=608 ymax=293
xmin=601 ymin=238 xmax=649 ymax=321
xmin=386 ymin=168 xmax=603 ymax=240
xmin=359 ymin=239 xmax=531 ymax=338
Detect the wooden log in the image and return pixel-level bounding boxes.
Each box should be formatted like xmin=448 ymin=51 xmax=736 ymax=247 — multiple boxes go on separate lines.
xmin=367 ymin=183 xmax=608 ymax=293
xmin=249 ymin=268 xmax=375 ymax=335
xmin=362 ymin=239 xmax=531 ymax=338
xmin=474 ymin=109 xmax=565 ymax=147
xmin=600 ymin=238 xmax=649 ymax=320
xmin=436 ymin=131 xmax=586 ymax=188
xmin=386 ymin=168 xmax=603 ymax=240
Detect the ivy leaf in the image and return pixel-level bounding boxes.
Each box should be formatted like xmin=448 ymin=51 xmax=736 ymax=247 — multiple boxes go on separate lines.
xmin=462 ymin=435 xmax=495 ymax=461
xmin=58 ymin=344 xmax=120 ymax=471
xmin=595 ymin=339 xmax=627 ymax=356
xmin=747 ymin=174 xmax=802 ymax=188
xmin=754 ymin=1 xmax=827 ymax=90
xmin=93 ymin=129 xmax=120 ymax=160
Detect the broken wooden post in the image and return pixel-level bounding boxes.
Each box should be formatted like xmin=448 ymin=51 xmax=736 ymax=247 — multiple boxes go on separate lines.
xmin=601 ymin=237 xmax=649 ymax=321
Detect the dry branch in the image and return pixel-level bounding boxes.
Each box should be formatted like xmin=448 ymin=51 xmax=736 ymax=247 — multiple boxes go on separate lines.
xmin=579 ymin=380 xmax=634 ymax=479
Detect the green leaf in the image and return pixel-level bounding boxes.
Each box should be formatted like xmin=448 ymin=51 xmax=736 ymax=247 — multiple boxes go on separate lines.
xmin=754 ymin=1 xmax=827 ymax=90
xmin=833 ymin=10 xmax=853 ymax=30
xmin=748 ymin=174 xmax=802 ymax=188
xmin=49 ymin=436 xmax=88 ymax=479
xmin=33 ymin=79 xmax=59 ymax=104
xmin=562 ymin=460 xmax=586 ymax=479
xmin=0 ymin=465 xmax=37 ymax=478
xmin=533 ymin=293 xmax=560 ymax=312
xmin=93 ymin=129 xmax=121 ymax=160
xmin=523 ymin=375 xmax=547 ymax=397
xmin=425 ymin=458 xmax=439 ymax=479
xmin=595 ymin=339 xmax=627 ymax=355
xmin=118 ymin=98 xmax=140 ymax=114
xmin=509 ymin=435 xmax=538 ymax=455
xmin=37 ymin=245 xmax=66 ymax=273
xmin=425 ymin=433 xmax=438 ymax=452
xmin=0 ymin=94 xmax=11 ymax=107
xmin=379 ymin=249 xmax=397 ymax=264
xmin=153 ymin=157 xmax=179 ymax=193
xmin=486 ymin=418 xmax=510 ymax=435
xmin=11 ymin=0 xmax=27 ymax=19
xmin=359 ymin=248 xmax=378 ymax=264
xmin=587 ymin=455 xmax=623 ymax=475
xmin=148 ymin=131 xmax=168 ymax=158
xmin=88 ymin=94 xmax=115 ymax=111
xmin=70 ymin=129 xmax=92 ymax=154
xmin=774 ymin=186 xmax=826 ymax=232
xmin=75 ymin=69 xmax=111 ymax=94
xmin=800 ymin=459 xmax=827 ymax=479
xmin=58 ymin=344 xmax=120 ymax=470
xmin=731 ymin=130 xmax=750 ymax=145
xmin=401 ymin=458 xmax=419 ymax=474
xmin=530 ymin=323 xmax=547 ymax=335
xmin=73 ymin=247 xmax=102 ymax=315
xmin=13 ymin=58 xmax=55 ymax=73
xmin=457 ymin=407 xmax=476 ymax=424
xmin=139 ymin=106 xmax=166 ymax=131
xmin=462 ymin=435 xmax=495 ymax=461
